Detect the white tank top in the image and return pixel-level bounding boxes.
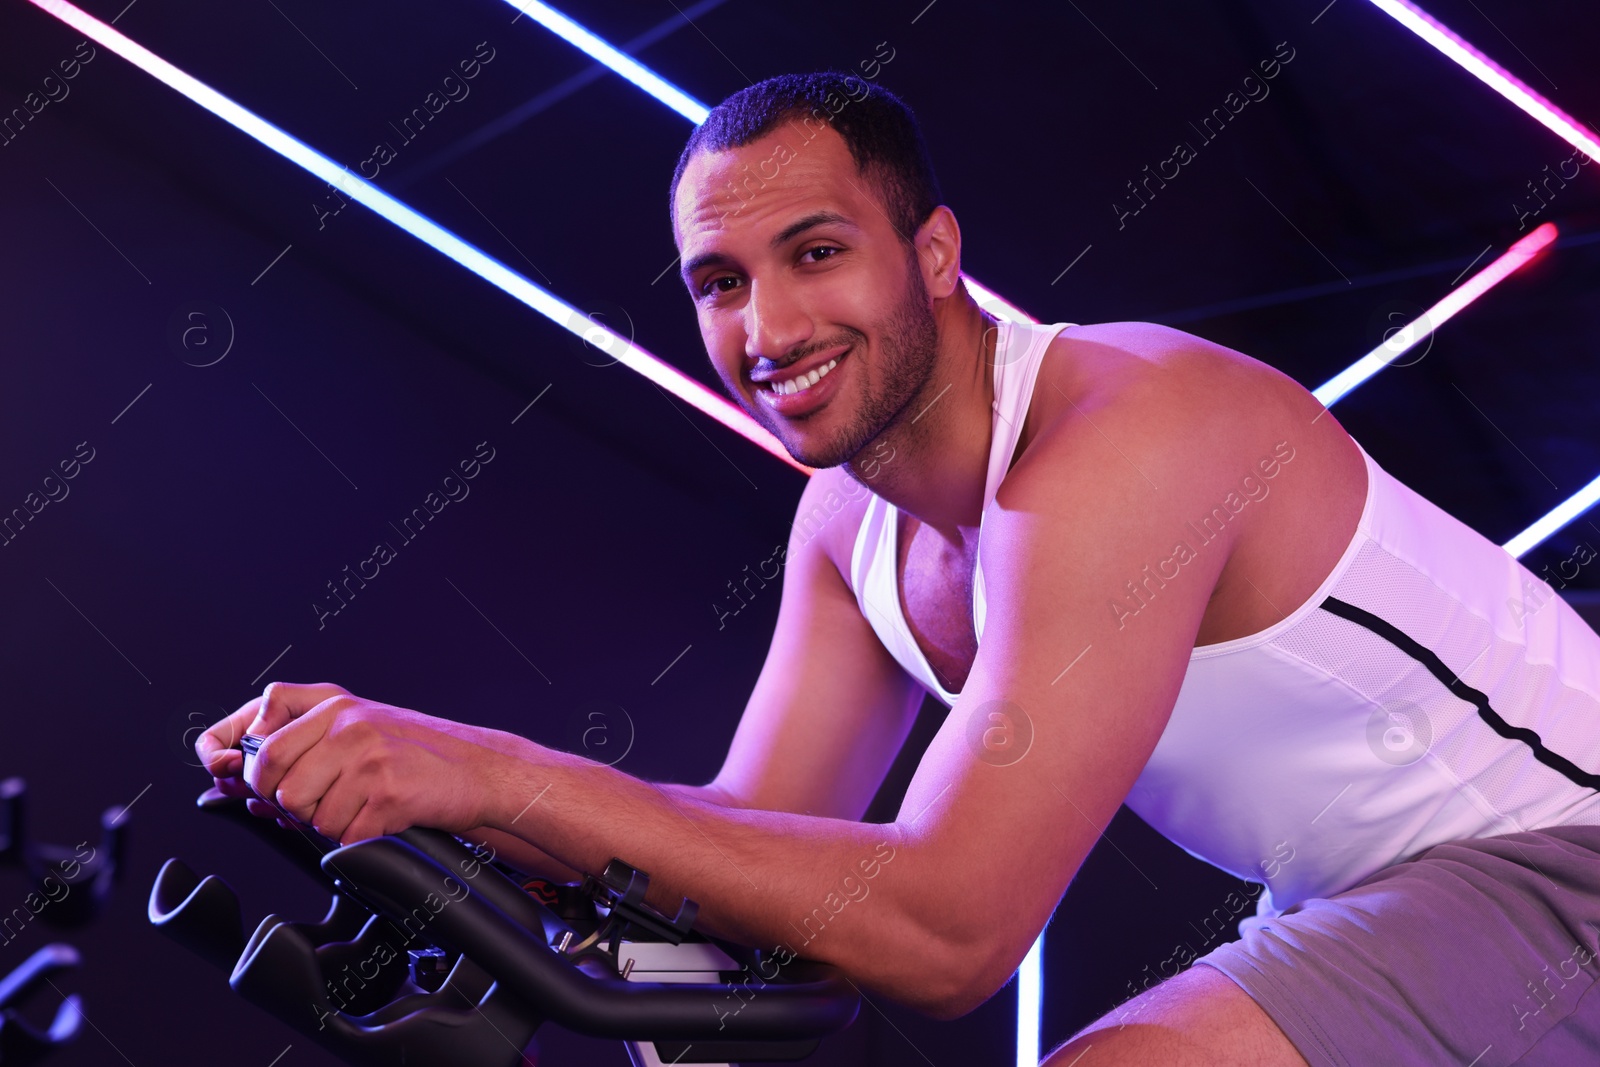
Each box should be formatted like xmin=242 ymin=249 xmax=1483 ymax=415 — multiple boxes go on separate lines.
xmin=847 ymin=318 xmax=1600 ymax=916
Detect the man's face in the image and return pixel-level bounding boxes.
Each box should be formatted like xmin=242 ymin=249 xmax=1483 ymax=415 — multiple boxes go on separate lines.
xmin=674 ymin=123 xmax=941 ymax=469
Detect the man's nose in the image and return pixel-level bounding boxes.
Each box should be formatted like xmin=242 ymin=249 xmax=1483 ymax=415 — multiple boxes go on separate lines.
xmin=744 ymin=278 xmax=813 ymax=365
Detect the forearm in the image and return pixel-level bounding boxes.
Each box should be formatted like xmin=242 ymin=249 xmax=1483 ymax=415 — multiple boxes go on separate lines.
xmin=481 ymin=733 xmax=955 ymax=1013
xmin=456 ymin=826 xmax=580 ymax=882
xmin=461 ymin=783 xmax=728 ymax=884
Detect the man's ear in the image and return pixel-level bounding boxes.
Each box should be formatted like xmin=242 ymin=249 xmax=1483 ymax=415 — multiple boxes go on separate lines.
xmin=914 ymin=205 xmax=962 ymax=300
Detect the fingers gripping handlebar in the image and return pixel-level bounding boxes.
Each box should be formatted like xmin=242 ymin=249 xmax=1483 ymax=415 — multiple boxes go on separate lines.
xmin=150 ymin=784 xmax=859 ymax=1066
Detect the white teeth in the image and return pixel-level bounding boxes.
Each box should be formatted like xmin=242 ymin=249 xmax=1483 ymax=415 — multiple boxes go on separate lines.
xmin=769 ymin=357 xmax=839 ymax=396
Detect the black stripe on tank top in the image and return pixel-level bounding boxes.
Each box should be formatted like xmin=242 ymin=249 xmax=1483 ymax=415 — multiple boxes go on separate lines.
xmin=1320 ymin=594 xmax=1600 ymax=791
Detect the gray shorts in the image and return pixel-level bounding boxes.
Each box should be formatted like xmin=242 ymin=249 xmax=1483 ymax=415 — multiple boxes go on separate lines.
xmin=1196 ymin=824 xmax=1600 ymax=1066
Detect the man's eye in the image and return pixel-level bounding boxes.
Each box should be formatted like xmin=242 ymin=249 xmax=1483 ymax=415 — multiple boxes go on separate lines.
xmin=701 ymin=276 xmax=740 ymax=298
xmin=803 ymin=246 xmax=841 ymax=263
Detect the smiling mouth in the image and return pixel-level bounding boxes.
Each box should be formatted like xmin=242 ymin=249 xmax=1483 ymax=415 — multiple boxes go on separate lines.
xmin=758 ymin=351 xmax=846 ymax=396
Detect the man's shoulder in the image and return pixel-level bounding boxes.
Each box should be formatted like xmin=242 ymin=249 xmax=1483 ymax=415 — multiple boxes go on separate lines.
xmin=1006 ymin=320 xmax=1319 ymax=522
xmin=1038 ymin=320 xmax=1281 ymax=401
xmin=1027 ymin=320 xmax=1310 ymax=464
xmin=788 ymin=463 xmax=877 ymax=580
xmin=1009 ymin=320 xmax=1362 ymax=645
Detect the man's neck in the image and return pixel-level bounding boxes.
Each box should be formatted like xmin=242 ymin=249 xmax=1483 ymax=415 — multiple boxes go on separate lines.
xmin=844 ymin=301 xmax=999 ymax=547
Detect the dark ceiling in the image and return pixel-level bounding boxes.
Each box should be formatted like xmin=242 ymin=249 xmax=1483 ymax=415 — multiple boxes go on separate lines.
xmin=4 ymin=0 xmax=1596 ymax=553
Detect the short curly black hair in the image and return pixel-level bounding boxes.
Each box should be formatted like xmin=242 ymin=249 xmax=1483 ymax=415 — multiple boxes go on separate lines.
xmin=669 ymin=71 xmax=944 ymax=249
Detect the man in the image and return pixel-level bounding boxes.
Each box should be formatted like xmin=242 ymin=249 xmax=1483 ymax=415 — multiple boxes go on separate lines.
xmin=199 ymin=73 xmax=1600 ymax=1065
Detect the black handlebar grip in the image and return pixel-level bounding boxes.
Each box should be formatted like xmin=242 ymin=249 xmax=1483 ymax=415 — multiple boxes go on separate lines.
xmin=323 ymin=835 xmax=859 ymax=1041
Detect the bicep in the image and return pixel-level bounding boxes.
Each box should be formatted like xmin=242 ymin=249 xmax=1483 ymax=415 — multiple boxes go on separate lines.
xmin=893 ymin=385 xmax=1239 ymax=1008
xmin=710 ymin=476 xmax=925 ymax=822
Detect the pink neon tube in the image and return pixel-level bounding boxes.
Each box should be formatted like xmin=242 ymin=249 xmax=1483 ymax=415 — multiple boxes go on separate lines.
xmin=1314 ymin=222 xmax=1557 ymax=404
xmin=1367 ymin=0 xmax=1600 ymax=164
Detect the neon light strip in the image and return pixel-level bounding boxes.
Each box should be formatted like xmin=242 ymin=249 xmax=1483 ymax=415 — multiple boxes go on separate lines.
xmin=504 ymin=1 xmax=710 ymax=124
xmin=24 ymin=0 xmax=807 ymax=474
xmin=21 ymin=0 xmax=1044 ymax=1046
xmin=1015 ymin=934 xmax=1042 ymax=1067
xmin=1504 ymin=473 xmax=1600 ymax=558
xmin=1356 ymin=3 xmax=1600 ymax=559
xmin=489 ymin=9 xmax=1040 ymax=1048
xmin=491 ymin=0 xmax=1040 ymax=330
xmin=1366 ymin=0 xmax=1600 ymax=165
xmin=498 ymin=9 xmax=1043 ymax=1051
xmin=963 ymin=276 xmax=1037 ymax=323
xmin=1312 ymin=223 xmax=1556 ymax=405
xmin=513 ymin=0 xmax=1589 ymax=1047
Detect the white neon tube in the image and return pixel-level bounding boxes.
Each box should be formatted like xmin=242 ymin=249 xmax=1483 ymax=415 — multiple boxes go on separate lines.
xmin=1504 ymin=473 xmax=1600 ymax=558
xmin=1016 ymin=933 xmax=1043 ymax=1067
xmin=1366 ymin=0 xmax=1600 ymax=165
xmin=1313 ymin=223 xmax=1557 ymax=405
xmin=504 ymin=0 xmax=710 ymax=124
xmin=25 ymin=0 xmax=808 ymax=473
xmin=493 ymin=0 xmax=1041 ymax=330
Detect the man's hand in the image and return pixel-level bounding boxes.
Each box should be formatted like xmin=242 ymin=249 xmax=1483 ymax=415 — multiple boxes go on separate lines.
xmin=194 ymin=680 xmax=512 ymax=845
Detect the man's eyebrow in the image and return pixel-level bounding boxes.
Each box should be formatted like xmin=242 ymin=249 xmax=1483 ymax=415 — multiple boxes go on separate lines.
xmin=680 ymin=210 xmax=861 ymax=286
xmin=771 ymin=209 xmax=859 ymax=249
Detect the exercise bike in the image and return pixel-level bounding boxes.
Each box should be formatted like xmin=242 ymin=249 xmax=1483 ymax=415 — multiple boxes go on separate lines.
xmin=148 ymin=750 xmax=859 ymax=1066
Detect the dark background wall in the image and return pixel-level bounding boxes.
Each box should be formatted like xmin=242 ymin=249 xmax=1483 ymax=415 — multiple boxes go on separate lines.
xmin=0 ymin=1 xmax=1596 ymax=1064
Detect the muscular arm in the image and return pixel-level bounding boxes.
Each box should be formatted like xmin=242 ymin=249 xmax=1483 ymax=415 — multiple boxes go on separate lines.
xmin=459 ymin=783 xmax=735 ymax=883
xmin=482 ymin=350 xmax=1252 ymax=1017
xmin=471 ymin=466 xmax=923 ymax=887
xmin=232 ymin=331 xmax=1262 ymax=1017
xmin=706 ymin=466 xmax=926 ymax=821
